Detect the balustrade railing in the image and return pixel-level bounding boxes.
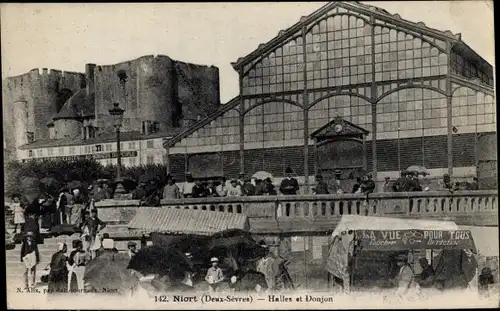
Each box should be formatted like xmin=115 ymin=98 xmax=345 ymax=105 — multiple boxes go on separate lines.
xmin=95 ymin=190 xmax=498 ymax=226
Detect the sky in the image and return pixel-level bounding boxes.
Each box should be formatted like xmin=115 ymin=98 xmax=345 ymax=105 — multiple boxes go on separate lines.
xmin=1 ymin=1 xmax=495 ymax=103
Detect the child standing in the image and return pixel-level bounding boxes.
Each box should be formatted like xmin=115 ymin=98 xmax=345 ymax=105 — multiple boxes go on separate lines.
xmin=205 ymin=257 xmax=224 ymax=292
xmin=11 ymin=194 xmax=25 ymax=233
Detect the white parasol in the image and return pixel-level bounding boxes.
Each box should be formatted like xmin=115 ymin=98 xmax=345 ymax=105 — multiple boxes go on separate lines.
xmin=252 ymin=171 xmax=273 ymax=181
xmin=406 ymin=165 xmax=428 ymax=175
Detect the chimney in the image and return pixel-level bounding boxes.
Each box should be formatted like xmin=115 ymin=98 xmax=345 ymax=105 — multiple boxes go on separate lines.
xmin=85 ymin=63 xmax=96 ymax=94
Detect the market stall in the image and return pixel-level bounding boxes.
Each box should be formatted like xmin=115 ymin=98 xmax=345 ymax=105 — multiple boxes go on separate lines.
xmin=325 ymin=215 xmax=478 ymax=293
xmin=127 ymin=207 xmax=294 ymax=291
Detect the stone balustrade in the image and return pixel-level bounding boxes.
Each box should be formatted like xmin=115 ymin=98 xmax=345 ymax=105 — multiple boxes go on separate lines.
xmin=95 ymin=190 xmax=498 ymax=234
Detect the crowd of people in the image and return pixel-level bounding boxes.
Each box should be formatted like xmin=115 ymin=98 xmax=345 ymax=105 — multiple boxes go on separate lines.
xmin=19 ymin=228 xmax=143 ymax=290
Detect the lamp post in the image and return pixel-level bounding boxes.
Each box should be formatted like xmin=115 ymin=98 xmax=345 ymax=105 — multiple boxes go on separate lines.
xmin=397 ymin=126 xmax=401 ymax=172
xmin=109 ymin=102 xmax=125 ymax=197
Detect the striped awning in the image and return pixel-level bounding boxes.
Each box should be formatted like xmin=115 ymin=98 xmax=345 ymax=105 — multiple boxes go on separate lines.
xmin=127 ymin=207 xmax=250 ymax=236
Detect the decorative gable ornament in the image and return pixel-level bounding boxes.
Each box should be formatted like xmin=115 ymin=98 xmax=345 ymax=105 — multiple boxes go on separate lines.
xmin=311 ymin=116 xmax=369 ymax=143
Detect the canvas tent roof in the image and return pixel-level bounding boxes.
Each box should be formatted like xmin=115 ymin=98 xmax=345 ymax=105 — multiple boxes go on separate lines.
xmin=459 ymin=226 xmax=499 ymax=257
xmin=331 ymin=215 xmax=459 ymax=238
xmin=127 ymin=207 xmax=250 ymax=236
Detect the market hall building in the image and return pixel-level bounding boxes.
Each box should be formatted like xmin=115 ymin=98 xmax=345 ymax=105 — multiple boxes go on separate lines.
xmin=163 ymin=1 xmax=496 ymax=190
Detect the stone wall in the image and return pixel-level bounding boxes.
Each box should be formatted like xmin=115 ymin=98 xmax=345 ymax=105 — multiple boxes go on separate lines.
xmin=3 ymin=69 xmax=85 ymax=158
xmin=175 ymin=61 xmax=220 ymax=122
xmin=93 ymin=55 xmax=220 ymax=134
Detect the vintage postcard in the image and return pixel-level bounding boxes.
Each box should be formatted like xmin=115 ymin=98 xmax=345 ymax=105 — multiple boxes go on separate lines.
xmin=2 ymin=1 xmax=498 ymax=309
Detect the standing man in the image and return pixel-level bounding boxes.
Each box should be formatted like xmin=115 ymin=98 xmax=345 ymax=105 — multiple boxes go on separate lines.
xmin=127 ymin=241 xmax=138 ymax=259
xmin=163 ymin=177 xmax=181 ymax=199
xmin=279 ymin=167 xmax=300 ymax=195
xmin=408 ymin=172 xmax=422 ymax=192
xmin=20 ymin=232 xmax=40 ymax=289
xmin=56 ymin=189 xmax=68 ymax=224
xmin=393 ymin=171 xmax=409 ymax=192
xmin=181 ymin=173 xmax=196 ymax=198
xmin=255 ymin=240 xmax=280 ymax=291
xmin=242 ymin=178 xmax=256 ymax=196
xmin=64 ymin=188 xmax=75 ymax=225
xmin=132 ymin=181 xmax=148 ymax=200
xmin=216 ymin=177 xmax=228 ymax=197
xmin=280 ymin=167 xmax=300 ymax=217
xmin=416 ymin=258 xmax=435 ymax=289
xmin=330 ymin=169 xmax=346 ymax=194
xmin=192 ymin=179 xmax=207 ymax=198
xmin=226 ymin=179 xmax=243 ymax=197
xmin=394 ymin=252 xmax=415 ymax=297
xmin=254 ymin=179 xmax=265 ymax=196
xmin=440 ymin=174 xmax=454 ymax=191
xmin=352 ymin=177 xmax=362 ymax=194
xmin=81 ymin=209 xmax=106 ymax=258
xmin=237 ymin=173 xmax=245 ymax=187
xmin=361 ymin=173 xmax=375 ymax=194
xmin=469 ymin=177 xmax=479 ymax=190
xmin=313 ymin=175 xmax=329 ymax=194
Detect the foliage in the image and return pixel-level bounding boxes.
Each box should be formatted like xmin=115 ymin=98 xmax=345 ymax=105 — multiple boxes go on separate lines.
xmin=4 ymin=159 xmax=170 ymax=195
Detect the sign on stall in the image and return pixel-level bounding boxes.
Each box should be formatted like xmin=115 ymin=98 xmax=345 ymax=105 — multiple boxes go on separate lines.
xmin=356 ymin=230 xmax=476 ymax=251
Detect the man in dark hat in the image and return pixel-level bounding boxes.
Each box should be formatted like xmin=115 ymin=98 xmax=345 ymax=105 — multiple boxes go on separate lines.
xmin=440 ymin=173 xmax=453 ymax=191
xmin=192 ymin=179 xmax=207 ymax=198
xmin=360 ymin=173 xmax=375 ymax=194
xmin=127 ymin=241 xmax=138 ymax=259
xmin=280 ymin=168 xmax=299 ymax=217
xmin=393 ymin=171 xmax=409 ymax=192
xmin=313 ymin=175 xmax=329 ymax=195
xmin=254 ymin=179 xmax=265 ymax=196
xmin=132 ymin=181 xmax=148 ymax=200
xmin=407 ymin=172 xmax=422 ymax=192
xmin=20 ymin=231 xmax=40 ymax=289
xmin=227 ymin=179 xmax=243 ymax=197
xmin=242 ymin=177 xmax=256 ymax=196
xmin=330 ymin=169 xmax=347 ymax=194
xmin=394 ymin=252 xmax=415 ymax=296
xmin=279 ymin=167 xmax=299 ymax=195
xmin=255 ymin=240 xmax=280 ymax=291
xmin=469 ymin=177 xmax=479 ymax=190
xmin=163 ymin=176 xmax=181 ymax=199
xmin=237 ymin=172 xmax=245 ymax=187
xmin=81 ymin=209 xmax=105 ymax=258
xmin=416 ymin=258 xmax=435 ymax=288
xmin=383 ymin=176 xmax=392 ymax=193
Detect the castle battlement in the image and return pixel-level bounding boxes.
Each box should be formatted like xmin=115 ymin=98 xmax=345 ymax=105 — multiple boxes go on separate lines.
xmin=4 ymin=68 xmax=84 ymax=88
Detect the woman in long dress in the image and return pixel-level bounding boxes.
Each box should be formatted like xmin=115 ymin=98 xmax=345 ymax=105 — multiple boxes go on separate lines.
xmin=11 ymin=194 xmax=25 ymax=233
xmin=71 ymin=189 xmax=84 ymax=227
xmin=48 ymin=243 xmax=69 ymax=294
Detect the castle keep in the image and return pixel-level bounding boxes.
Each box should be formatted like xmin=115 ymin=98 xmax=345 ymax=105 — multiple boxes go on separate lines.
xmin=3 ymin=55 xmax=220 ymax=163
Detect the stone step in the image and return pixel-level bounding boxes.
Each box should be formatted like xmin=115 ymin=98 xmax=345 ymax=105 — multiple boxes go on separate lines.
xmin=7 ymin=263 xmax=51 ymax=276
xmin=6 ymin=251 xmax=55 ymax=261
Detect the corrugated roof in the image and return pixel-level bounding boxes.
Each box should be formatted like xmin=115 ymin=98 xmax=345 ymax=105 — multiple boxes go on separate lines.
xmin=127 ymin=207 xmax=250 ymax=236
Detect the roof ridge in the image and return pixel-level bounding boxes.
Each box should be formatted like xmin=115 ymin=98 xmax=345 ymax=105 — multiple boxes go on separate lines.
xmin=231 ymin=1 xmax=461 ymax=69
xmin=163 ymin=96 xmax=240 ymax=148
